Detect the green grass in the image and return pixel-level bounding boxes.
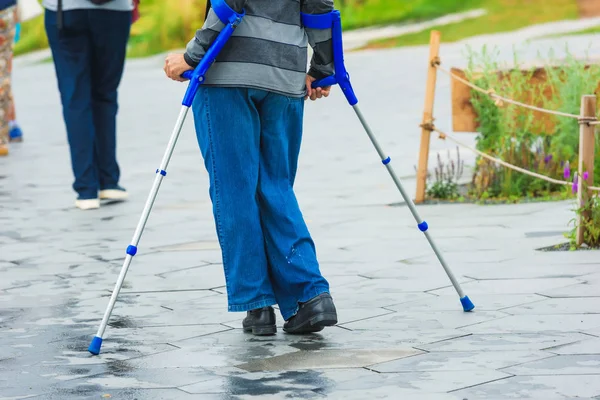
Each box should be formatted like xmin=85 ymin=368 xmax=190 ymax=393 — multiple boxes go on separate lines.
xmin=338 ymin=0 xmax=482 ymax=30
xmin=15 ymin=0 xmax=485 ymax=58
xmin=540 ymin=24 xmax=600 ymax=39
xmin=363 ymin=0 xmax=579 ymax=49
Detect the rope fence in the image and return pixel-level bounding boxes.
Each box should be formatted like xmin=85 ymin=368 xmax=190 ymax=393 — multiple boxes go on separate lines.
xmin=417 ymin=31 xmax=599 ymax=246
xmin=432 ymin=127 xmax=600 ymax=192
xmin=423 ymin=58 xmax=600 ymax=192
xmin=433 ymin=62 xmax=584 ymax=120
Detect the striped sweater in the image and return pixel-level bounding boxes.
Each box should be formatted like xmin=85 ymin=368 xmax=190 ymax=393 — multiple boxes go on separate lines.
xmin=184 ymin=0 xmax=334 ymax=98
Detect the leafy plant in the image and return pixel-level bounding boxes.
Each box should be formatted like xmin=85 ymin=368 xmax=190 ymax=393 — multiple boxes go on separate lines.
xmin=426 ymin=146 xmax=465 ymax=199
xmin=566 ymin=172 xmax=600 ymax=249
xmin=463 ymin=45 xmax=600 ymax=200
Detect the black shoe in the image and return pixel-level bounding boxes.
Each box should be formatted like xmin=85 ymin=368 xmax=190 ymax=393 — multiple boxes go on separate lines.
xmin=243 ymin=306 xmax=277 ymax=336
xmin=283 ymin=293 xmax=338 ymax=334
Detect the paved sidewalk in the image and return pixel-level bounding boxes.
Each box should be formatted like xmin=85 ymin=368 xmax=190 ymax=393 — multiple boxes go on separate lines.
xmin=2 ymin=32 xmax=600 ymax=399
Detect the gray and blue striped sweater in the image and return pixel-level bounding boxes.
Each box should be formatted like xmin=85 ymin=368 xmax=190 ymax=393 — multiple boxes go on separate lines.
xmin=184 ymin=0 xmax=334 ymax=98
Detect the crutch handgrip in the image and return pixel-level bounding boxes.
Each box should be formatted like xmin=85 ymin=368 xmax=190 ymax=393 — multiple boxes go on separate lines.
xmin=311 ymin=76 xmax=337 ymax=89
xmin=303 ymin=10 xmax=358 ymax=106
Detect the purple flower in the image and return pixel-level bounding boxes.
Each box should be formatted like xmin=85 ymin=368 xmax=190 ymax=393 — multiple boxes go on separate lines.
xmin=583 ymin=171 xmax=589 ymax=181
xmin=564 ymin=161 xmax=571 ymax=179
xmin=544 ymin=154 xmax=553 ymax=164
xmin=560 ymin=161 xmax=565 ymax=168
xmin=572 ymin=173 xmax=578 ymax=194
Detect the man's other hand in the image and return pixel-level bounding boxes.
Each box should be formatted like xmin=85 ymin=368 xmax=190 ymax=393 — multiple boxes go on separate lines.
xmin=305 ymin=75 xmax=332 ymax=101
xmin=164 ymin=53 xmax=193 ymax=82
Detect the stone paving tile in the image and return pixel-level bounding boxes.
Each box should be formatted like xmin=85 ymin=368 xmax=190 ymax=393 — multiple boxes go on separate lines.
xmin=0 ymin=288 xmax=106 ymax=309
xmin=501 ymin=297 xmax=600 ymax=315
xmin=174 ymin=326 xmax=470 ymax=350
xmin=358 ymin=263 xmax=473 ymax=285
xmin=116 ymin=273 xmax=226 ymax=293
xmin=429 ymin=278 xmax=584 ymax=296
xmin=114 ymin=308 xmax=240 ymax=327
xmin=545 ymin=336 xmax=600 ymax=355
xmin=315 ymin=388 xmax=464 ymax=400
xmin=418 ymin=332 xmax=594 ymax=352
xmin=38 ymin=342 xmax=178 ymax=366
xmin=102 ymin=324 xmax=233 ymax=344
xmin=461 ymin=264 xmax=600 ymax=280
xmin=27 ymin=388 xmax=201 ymax=400
xmin=0 ymin=364 xmax=108 ymax=399
xmin=370 ymin=350 xmax=552 ymax=373
xmin=122 ymin=341 xmax=303 ymax=370
xmin=501 ymin=354 xmax=600 ymax=375
xmin=236 ymin=348 xmax=422 ymax=372
xmin=452 ymin=375 xmax=600 ymax=399
xmin=160 ymin=292 xmax=229 ymax=310
xmin=540 ymin=282 xmax=600 ymax=298
xmin=327 ymin=288 xmax=431 ymax=308
xmin=70 ymin=367 xmax=214 ymax=390
xmin=178 ymin=370 xmax=327 ymax=397
xmin=387 ymin=293 xmax=545 ymax=312
xmin=315 ymin=367 xmax=512 ymax=393
xmin=233 ymin=391 xmax=325 ymax=399
xmin=118 ymin=290 xmax=220 ymax=307
xmin=461 ymin=314 xmax=600 ymax=334
xmin=123 ymin=251 xmax=223 ymax=275
xmin=340 ymin=310 xmax=507 ymax=331
xmin=178 ymin=367 xmax=510 ymax=396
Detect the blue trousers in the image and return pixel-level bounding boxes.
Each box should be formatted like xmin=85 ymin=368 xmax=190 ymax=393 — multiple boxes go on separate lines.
xmin=192 ymin=87 xmax=330 ymax=320
xmin=45 ymin=9 xmax=131 ymax=199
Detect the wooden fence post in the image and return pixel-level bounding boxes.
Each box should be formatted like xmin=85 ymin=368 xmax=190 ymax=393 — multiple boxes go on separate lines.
xmin=415 ymin=30 xmax=441 ymax=204
xmin=576 ymin=95 xmax=596 ymax=246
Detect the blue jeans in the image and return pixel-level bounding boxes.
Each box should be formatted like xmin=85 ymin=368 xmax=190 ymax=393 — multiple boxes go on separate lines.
xmin=45 ymin=9 xmax=131 ymax=199
xmin=191 ymin=87 xmax=330 ymax=320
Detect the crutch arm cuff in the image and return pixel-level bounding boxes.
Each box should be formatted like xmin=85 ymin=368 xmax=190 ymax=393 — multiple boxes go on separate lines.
xmin=301 ymin=11 xmax=335 ymax=29
xmin=212 ymin=0 xmax=245 ymax=25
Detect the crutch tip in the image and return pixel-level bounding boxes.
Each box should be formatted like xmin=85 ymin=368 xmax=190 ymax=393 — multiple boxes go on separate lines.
xmin=460 ymin=296 xmax=475 ymax=312
xmin=88 ymin=336 xmax=103 ymax=355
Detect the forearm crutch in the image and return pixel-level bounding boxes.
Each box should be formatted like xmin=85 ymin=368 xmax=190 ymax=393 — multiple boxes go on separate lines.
xmin=302 ymin=11 xmax=474 ymax=313
xmin=87 ymin=1 xmax=245 ymax=356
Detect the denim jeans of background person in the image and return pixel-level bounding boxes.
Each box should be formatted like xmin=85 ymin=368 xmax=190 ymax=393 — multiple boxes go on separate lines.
xmin=164 ymin=0 xmax=338 ymax=335
xmin=42 ymin=0 xmax=133 ymax=210
xmin=0 ymin=1 xmax=16 ymax=157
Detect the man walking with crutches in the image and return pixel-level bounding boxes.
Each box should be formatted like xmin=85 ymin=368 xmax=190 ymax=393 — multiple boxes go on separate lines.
xmin=163 ymin=0 xmax=338 ymax=335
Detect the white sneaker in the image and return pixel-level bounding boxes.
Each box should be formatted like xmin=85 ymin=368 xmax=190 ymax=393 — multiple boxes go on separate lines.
xmin=75 ymin=198 xmax=100 ymax=210
xmin=99 ymin=189 xmax=129 ymax=201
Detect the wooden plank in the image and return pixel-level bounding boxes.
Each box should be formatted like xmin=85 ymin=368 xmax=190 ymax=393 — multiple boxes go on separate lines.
xmin=451 ymin=68 xmax=478 ymax=133
xmin=415 ymin=30 xmax=441 ymax=204
xmin=578 ymin=0 xmax=600 ymax=17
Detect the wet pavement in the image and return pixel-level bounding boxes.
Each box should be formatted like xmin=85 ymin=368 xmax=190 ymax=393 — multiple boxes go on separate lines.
xmin=2 ymin=28 xmax=600 ymax=399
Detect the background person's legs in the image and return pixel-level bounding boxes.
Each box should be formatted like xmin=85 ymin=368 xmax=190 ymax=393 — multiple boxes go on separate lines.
xmin=88 ymin=10 xmax=131 ymax=196
xmin=8 ymin=94 xmax=23 ymax=143
xmin=45 ymin=9 xmax=98 ymax=204
xmin=191 ymin=86 xmax=277 ymax=313
xmin=0 ymin=5 xmax=16 ymax=156
xmin=256 ymin=92 xmax=331 ymax=321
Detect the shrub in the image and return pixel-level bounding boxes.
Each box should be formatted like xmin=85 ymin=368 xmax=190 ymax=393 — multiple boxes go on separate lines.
xmin=463 ymin=45 xmax=600 ymax=200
